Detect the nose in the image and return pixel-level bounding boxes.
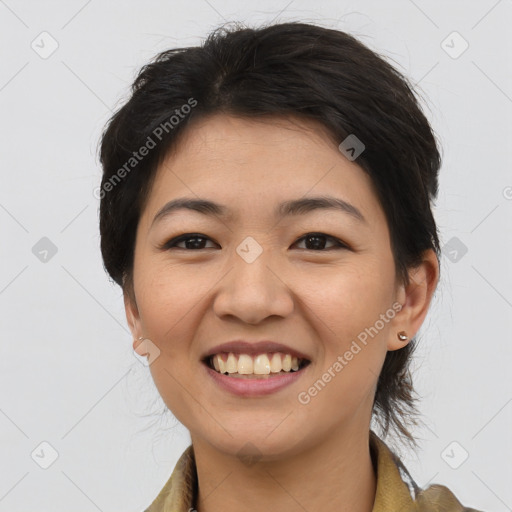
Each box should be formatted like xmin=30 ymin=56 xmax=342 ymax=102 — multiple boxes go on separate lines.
xmin=212 ymin=244 xmax=294 ymax=325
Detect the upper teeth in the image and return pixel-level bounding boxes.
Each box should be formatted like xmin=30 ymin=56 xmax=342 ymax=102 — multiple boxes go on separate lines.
xmin=211 ymin=352 xmax=302 ymax=374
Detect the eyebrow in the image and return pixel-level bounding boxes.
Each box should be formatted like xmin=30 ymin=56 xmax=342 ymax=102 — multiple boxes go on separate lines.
xmin=151 ymin=195 xmax=367 ymax=228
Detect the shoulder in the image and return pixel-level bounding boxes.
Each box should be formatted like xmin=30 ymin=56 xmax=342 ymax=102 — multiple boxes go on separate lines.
xmin=370 ymin=431 xmax=484 ymax=512
xmin=141 ymin=444 xmax=197 ymax=512
xmin=415 ymin=484 xmax=484 ymax=512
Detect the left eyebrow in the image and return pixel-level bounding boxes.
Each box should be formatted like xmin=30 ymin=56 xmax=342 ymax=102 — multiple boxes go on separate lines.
xmin=277 ymin=196 xmax=366 ymax=224
xmin=151 ymin=195 xmax=367 ymax=228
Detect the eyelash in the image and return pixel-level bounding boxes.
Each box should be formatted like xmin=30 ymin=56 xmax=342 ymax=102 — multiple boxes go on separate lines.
xmin=161 ymin=233 xmax=350 ymax=251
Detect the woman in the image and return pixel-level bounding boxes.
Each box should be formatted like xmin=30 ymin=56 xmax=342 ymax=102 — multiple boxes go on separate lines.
xmin=98 ymin=21 xmax=482 ymax=512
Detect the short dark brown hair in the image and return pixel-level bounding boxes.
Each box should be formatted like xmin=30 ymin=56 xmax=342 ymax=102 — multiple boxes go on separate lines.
xmin=98 ymin=21 xmax=441 ymax=447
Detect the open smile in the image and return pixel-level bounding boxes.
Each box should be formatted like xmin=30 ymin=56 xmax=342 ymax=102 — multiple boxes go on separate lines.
xmin=202 ymin=352 xmax=312 ymax=396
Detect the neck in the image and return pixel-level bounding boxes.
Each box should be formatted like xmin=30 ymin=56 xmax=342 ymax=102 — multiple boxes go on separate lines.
xmin=192 ymin=424 xmax=377 ymax=512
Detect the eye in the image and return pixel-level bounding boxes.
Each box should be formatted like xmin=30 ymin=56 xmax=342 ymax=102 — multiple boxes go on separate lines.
xmin=162 ymin=233 xmax=218 ymax=250
xmin=293 ymin=233 xmax=349 ymax=251
xmin=160 ymin=232 xmax=349 ymax=251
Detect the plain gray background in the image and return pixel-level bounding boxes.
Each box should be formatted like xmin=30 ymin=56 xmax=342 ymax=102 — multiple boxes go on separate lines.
xmin=1 ymin=1 xmax=511 ymax=511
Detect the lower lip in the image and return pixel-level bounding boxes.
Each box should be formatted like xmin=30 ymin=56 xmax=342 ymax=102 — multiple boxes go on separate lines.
xmin=203 ymin=362 xmax=310 ymax=397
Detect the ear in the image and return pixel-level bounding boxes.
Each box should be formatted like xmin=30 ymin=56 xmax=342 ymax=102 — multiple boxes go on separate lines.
xmin=387 ymin=249 xmax=440 ymax=351
xmin=124 ymin=288 xmax=147 ymax=357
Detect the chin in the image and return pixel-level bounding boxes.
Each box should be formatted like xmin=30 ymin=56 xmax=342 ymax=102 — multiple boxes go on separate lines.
xmin=200 ymin=422 xmax=308 ymax=463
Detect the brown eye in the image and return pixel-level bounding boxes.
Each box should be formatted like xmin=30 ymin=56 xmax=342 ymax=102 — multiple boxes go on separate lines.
xmin=163 ymin=234 xmax=218 ymax=250
xmin=294 ymin=233 xmax=348 ymax=251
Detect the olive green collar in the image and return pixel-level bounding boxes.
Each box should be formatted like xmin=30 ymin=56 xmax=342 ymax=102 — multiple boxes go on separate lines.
xmin=144 ymin=431 xmax=478 ymax=512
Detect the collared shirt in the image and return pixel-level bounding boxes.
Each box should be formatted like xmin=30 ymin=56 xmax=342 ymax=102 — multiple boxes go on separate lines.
xmin=143 ymin=430 xmax=483 ymax=512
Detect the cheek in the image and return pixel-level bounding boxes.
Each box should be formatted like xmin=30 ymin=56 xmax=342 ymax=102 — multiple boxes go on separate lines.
xmin=133 ymin=262 xmax=208 ymax=355
xmin=134 ymin=264 xmax=210 ymax=423
xmin=296 ymin=259 xmax=395 ymax=402
xmin=297 ymin=260 xmax=395 ymax=338
xmin=295 ymin=268 xmax=393 ymax=422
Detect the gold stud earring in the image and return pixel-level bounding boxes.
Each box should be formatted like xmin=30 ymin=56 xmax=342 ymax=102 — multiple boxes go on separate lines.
xmin=397 ymin=331 xmax=408 ymax=342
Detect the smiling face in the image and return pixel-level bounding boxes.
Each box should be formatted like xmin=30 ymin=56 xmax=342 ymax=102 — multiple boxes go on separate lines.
xmin=124 ymin=113 xmax=431 ymax=460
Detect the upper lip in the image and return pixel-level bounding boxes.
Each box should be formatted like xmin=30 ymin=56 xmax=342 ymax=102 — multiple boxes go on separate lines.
xmin=201 ymin=341 xmax=311 ymax=361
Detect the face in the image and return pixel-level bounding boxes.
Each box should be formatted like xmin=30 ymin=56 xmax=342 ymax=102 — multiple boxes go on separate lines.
xmin=125 ymin=113 xmax=431 ymax=460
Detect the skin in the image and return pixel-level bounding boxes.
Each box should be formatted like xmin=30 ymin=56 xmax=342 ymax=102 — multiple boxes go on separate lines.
xmin=125 ymin=113 xmax=439 ymax=512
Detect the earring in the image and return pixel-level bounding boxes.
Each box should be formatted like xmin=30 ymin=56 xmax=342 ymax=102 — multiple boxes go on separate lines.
xmin=397 ymin=331 xmax=408 ymax=342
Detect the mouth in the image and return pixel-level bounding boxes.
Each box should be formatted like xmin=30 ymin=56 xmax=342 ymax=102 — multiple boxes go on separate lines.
xmin=202 ymin=352 xmax=311 ymax=379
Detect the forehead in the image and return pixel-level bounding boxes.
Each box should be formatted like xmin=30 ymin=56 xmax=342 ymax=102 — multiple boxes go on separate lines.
xmin=142 ymin=113 xmax=385 ymax=229
xmin=168 ymin=113 xmax=340 ymax=158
